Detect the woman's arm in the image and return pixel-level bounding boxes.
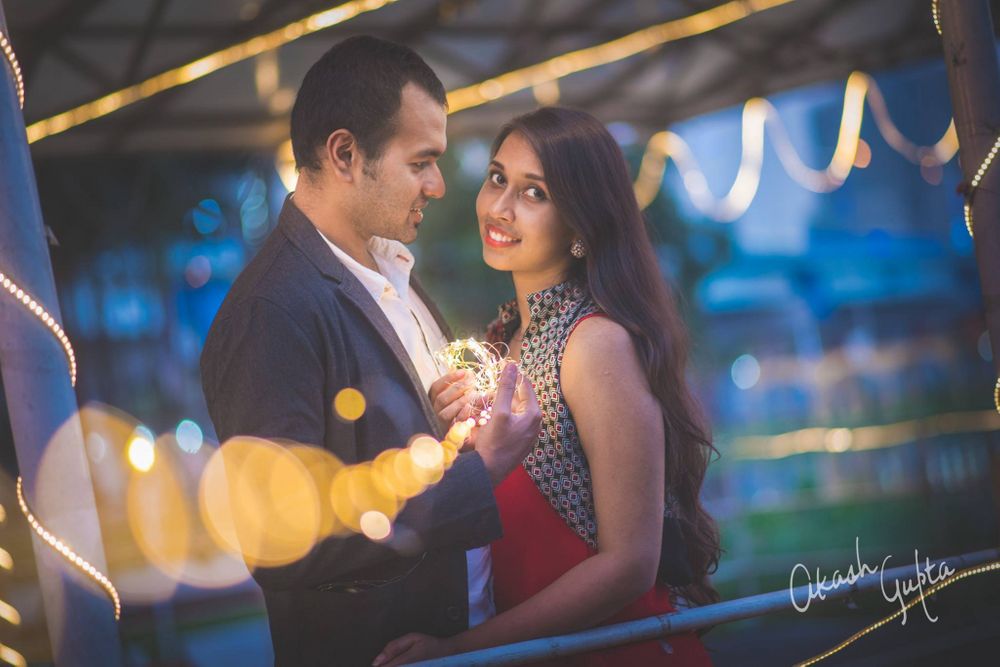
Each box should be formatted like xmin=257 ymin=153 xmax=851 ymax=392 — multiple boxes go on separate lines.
xmin=376 ymin=317 xmax=665 ymax=665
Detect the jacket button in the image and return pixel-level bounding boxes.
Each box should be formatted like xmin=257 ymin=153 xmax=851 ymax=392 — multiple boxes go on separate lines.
xmin=445 ymin=606 xmax=462 ymax=622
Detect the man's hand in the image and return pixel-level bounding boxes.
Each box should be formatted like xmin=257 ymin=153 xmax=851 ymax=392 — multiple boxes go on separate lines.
xmin=429 ymin=370 xmax=478 ymax=434
xmin=474 ymin=363 xmax=541 ymax=486
xmin=372 ymin=632 xmax=454 ymax=667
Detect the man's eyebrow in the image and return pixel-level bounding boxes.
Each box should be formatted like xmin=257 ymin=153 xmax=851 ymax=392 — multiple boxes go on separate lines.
xmin=415 ymin=148 xmax=443 ymax=159
xmin=489 ymin=160 xmax=546 ymax=182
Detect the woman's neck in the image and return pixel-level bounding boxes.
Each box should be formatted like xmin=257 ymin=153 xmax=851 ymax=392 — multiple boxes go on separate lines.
xmin=511 ymin=268 xmax=571 ymax=333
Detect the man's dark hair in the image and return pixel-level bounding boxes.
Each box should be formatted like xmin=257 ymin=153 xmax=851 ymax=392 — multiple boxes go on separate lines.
xmin=290 ymin=35 xmax=446 ymax=174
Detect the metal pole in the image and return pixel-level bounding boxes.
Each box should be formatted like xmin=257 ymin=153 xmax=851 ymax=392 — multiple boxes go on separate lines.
xmin=409 ymin=548 xmax=1000 ymax=666
xmin=939 ymin=0 xmax=1000 ymax=389
xmin=0 ymin=4 xmax=122 ymax=665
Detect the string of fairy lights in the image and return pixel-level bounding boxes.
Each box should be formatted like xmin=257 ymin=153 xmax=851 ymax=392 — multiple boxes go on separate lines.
xmin=0 ymin=272 xmax=77 ymax=388
xmin=15 ymin=478 xmax=121 ymax=621
xmin=632 ymin=74 xmax=958 ymax=219
xmin=24 ymin=0 xmax=401 ymax=144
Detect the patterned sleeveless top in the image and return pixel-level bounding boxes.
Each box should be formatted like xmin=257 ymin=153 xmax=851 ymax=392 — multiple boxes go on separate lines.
xmin=486 ymin=280 xmax=604 ymax=547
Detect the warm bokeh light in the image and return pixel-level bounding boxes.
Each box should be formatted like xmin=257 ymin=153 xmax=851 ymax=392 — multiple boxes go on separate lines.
xmin=359 ymin=511 xmax=392 ymax=541
xmin=334 ymin=387 xmax=367 ymax=422
xmin=409 ymin=436 xmax=445 ymax=471
xmin=127 ymin=427 xmax=156 ymax=472
xmin=330 ymin=464 xmax=401 ymax=533
xmin=126 ymin=438 xmax=190 ymax=589
xmin=200 ymin=437 xmax=321 ymax=568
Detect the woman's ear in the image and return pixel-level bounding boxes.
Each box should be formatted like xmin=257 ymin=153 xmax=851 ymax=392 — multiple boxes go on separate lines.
xmin=324 ymin=129 xmax=357 ymax=182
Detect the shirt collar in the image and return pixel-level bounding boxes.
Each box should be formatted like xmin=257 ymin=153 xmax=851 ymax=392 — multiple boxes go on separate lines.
xmin=317 ymin=230 xmax=415 ymax=303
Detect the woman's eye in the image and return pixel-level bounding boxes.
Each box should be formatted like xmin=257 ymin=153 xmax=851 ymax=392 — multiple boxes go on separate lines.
xmin=488 ymin=171 xmax=505 ymax=186
xmin=525 ymin=186 xmax=546 ymax=201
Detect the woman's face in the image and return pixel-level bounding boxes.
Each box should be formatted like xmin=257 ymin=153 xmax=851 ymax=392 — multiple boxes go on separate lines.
xmin=476 ymin=132 xmax=575 ymax=281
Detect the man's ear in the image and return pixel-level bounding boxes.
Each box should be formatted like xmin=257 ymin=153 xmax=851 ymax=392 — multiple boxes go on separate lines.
xmin=324 ymin=129 xmax=358 ymax=182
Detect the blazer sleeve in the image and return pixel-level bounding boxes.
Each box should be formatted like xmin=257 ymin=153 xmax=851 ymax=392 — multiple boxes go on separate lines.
xmin=201 ymin=295 xmax=501 ymax=590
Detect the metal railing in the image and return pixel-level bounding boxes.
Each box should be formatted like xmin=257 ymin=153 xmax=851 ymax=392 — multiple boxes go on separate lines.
xmin=407 ymin=547 xmax=1000 ymax=666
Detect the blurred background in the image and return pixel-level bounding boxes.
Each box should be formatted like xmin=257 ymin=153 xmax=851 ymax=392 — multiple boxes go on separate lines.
xmin=1 ymin=0 xmax=1000 ymax=664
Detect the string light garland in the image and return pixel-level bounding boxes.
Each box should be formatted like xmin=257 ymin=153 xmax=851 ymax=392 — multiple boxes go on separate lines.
xmin=16 ymin=477 xmax=120 ymax=621
xmin=929 ymin=0 xmax=1000 ymax=414
xmin=25 ymin=0 xmax=400 ymax=143
xmin=436 ymin=338 xmax=510 ymax=427
xmin=634 ymin=72 xmax=958 ymax=219
xmin=794 ymin=558 xmax=1000 ymax=666
xmin=0 ymin=30 xmax=23 ymax=109
xmin=446 ymin=0 xmax=796 ymax=114
xmin=960 ymin=131 xmax=1000 ymax=238
xmin=0 ymin=272 xmax=76 ymax=387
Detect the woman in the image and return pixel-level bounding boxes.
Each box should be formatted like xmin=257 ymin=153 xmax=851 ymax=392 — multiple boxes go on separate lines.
xmin=375 ymin=107 xmax=720 ymax=666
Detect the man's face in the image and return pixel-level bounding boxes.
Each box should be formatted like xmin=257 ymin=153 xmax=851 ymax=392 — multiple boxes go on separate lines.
xmin=352 ymin=82 xmax=447 ymax=244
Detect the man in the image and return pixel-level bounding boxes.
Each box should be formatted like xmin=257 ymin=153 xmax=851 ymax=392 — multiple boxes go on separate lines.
xmin=200 ymin=36 xmax=540 ymax=666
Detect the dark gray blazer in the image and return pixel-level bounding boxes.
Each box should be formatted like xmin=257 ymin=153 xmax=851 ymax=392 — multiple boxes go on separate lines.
xmin=200 ymin=197 xmax=501 ymax=666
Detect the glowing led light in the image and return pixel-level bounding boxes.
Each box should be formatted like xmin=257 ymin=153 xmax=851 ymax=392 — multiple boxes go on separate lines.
xmin=334 ymin=388 xmax=366 ymax=421
xmin=435 ymin=338 xmax=508 ymax=415
xmin=128 ymin=427 xmax=156 ymax=472
xmin=0 ymin=30 xmax=24 ymax=109
xmin=359 ymin=511 xmax=392 ymax=541
xmin=731 ymin=354 xmax=761 ymax=390
xmin=16 ymin=477 xmax=121 ymax=620
xmin=175 ymin=419 xmax=204 ymax=453
xmin=0 ymin=272 xmax=77 ymax=386
xmin=0 ymin=549 xmax=11 ymax=572
xmin=26 ymin=0 xmax=400 ymax=143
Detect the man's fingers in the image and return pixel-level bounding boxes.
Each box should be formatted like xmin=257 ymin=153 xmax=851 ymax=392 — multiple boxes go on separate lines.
xmin=429 ymin=370 xmax=472 ymax=400
xmin=373 ymin=635 xmax=418 ymax=667
xmin=433 ymin=381 xmax=473 ymax=412
xmin=492 ymin=363 xmax=519 ymax=415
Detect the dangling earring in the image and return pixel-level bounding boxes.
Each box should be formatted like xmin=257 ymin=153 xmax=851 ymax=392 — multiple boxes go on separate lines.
xmin=570 ymin=239 xmax=587 ymax=258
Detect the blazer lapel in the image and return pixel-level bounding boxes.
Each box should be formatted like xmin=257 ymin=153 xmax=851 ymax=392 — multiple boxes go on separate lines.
xmin=338 ymin=277 xmax=443 ymax=438
xmin=410 ymin=274 xmax=453 ymax=341
xmin=278 ymin=196 xmax=443 ymax=439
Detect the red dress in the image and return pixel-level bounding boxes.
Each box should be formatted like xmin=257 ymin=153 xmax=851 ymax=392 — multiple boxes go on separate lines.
xmin=491 ymin=466 xmax=713 ymax=666
xmin=487 ymin=283 xmax=713 ymax=666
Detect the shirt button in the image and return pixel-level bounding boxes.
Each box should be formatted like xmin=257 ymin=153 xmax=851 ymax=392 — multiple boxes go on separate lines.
xmin=445 ymin=606 xmax=462 ymax=621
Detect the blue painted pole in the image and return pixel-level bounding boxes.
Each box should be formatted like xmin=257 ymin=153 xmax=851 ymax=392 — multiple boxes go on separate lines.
xmin=408 ymin=548 xmax=1000 ymax=666
xmin=0 ymin=3 xmax=122 ymax=665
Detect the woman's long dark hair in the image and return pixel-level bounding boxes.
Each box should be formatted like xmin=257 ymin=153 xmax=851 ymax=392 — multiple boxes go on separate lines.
xmin=492 ymin=107 xmax=721 ymax=606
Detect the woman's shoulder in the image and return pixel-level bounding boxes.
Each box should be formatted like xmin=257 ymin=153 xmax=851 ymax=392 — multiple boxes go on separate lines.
xmin=562 ymin=315 xmax=640 ymax=386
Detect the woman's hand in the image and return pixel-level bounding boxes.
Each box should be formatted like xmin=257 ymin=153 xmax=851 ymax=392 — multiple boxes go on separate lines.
xmin=429 ymin=370 xmax=477 ymax=435
xmin=372 ymin=632 xmax=454 ymax=666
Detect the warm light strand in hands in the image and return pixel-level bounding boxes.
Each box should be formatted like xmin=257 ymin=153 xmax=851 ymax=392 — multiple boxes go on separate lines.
xmin=435 ymin=338 xmax=510 ymax=426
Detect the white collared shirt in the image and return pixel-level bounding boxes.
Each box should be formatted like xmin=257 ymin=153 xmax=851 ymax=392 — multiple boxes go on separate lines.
xmin=317 ymin=229 xmax=495 ymax=628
